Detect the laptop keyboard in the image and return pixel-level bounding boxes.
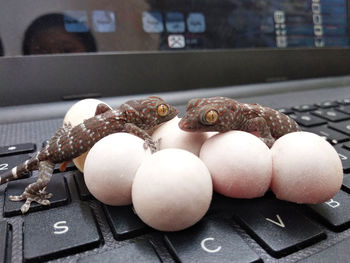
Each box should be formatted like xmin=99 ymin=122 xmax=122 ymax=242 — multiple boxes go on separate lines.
xmin=1 ymin=98 xmax=350 ymax=262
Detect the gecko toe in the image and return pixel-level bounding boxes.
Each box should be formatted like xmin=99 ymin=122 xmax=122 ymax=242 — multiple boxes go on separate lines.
xmin=9 ymin=195 xmax=25 ymax=201
xmin=10 ymin=190 xmax=53 ymax=213
xmin=20 ymin=199 xmax=33 ymax=214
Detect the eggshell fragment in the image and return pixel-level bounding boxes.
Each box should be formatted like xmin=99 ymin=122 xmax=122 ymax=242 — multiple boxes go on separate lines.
xmin=200 ymin=131 xmax=272 ymax=198
xmin=271 ymin=132 xmax=343 ymax=204
xmin=132 ymin=149 xmax=212 ymax=231
xmin=63 ymin=99 xmax=112 ymax=172
xmin=84 ymin=133 xmax=150 ymax=205
xmin=152 ymin=116 xmax=212 ymax=156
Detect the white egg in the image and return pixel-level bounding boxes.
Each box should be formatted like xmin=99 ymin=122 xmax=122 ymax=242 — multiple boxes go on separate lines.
xmin=271 ymin=132 xmax=343 ymax=204
xmin=63 ymin=99 xmax=112 ymax=172
xmin=84 ymin=133 xmax=150 ymax=205
xmin=132 ymin=149 xmax=212 ymax=231
xmin=152 ymin=116 xmax=212 ymax=156
xmin=200 ymin=131 xmax=272 ymax=199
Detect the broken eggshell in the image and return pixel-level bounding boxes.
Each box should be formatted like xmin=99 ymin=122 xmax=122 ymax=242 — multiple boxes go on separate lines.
xmin=63 ymin=98 xmax=112 ymax=172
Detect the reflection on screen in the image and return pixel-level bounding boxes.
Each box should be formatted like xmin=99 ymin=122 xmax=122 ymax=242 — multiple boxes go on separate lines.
xmin=22 ymin=14 xmax=97 ymax=55
xmin=0 ymin=39 xmax=3 ymax=56
xmin=0 ymin=0 xmax=349 ymax=57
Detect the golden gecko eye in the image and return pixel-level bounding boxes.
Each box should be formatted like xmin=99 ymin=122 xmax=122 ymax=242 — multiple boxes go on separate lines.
xmin=157 ymin=104 xmax=169 ymax=117
xmin=204 ymin=109 xmax=218 ymax=124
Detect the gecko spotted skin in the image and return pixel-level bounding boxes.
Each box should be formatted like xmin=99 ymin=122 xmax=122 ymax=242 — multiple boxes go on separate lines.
xmin=179 ymin=97 xmax=300 ymax=147
xmin=0 ymin=96 xmax=178 ymax=213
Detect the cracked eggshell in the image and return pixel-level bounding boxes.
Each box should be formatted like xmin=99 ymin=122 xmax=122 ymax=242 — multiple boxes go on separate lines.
xmin=200 ymin=131 xmax=272 ymax=199
xmin=132 ymin=149 xmax=212 ymax=231
xmin=84 ymin=133 xmax=150 ymax=205
xmin=152 ymin=116 xmax=213 ymax=156
xmin=63 ymin=99 xmax=112 ymax=172
xmin=271 ymin=132 xmax=343 ymax=204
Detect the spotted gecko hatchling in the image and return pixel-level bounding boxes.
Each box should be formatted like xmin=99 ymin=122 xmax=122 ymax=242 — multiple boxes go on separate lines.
xmin=0 ymin=96 xmax=178 ymax=213
xmin=179 ymin=96 xmax=300 ymax=147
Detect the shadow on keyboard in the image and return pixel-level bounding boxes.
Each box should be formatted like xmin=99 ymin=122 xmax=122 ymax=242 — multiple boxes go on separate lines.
xmin=1 ymin=98 xmax=350 ymax=262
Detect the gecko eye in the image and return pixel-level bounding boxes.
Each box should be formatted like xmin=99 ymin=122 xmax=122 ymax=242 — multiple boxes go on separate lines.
xmin=157 ymin=104 xmax=169 ymax=117
xmin=203 ymin=109 xmax=219 ymax=124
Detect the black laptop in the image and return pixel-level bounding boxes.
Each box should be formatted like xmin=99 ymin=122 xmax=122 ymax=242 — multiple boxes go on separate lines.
xmin=1 ymin=1 xmax=350 ymax=262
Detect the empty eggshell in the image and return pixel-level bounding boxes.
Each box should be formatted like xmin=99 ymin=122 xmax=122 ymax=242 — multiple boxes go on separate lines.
xmin=200 ymin=131 xmax=272 ymax=199
xmin=63 ymin=99 xmax=112 ymax=172
xmin=132 ymin=149 xmax=212 ymax=231
xmin=84 ymin=133 xmax=150 ymax=205
xmin=271 ymin=132 xmax=343 ymax=204
xmin=152 ymin=116 xmax=212 ymax=156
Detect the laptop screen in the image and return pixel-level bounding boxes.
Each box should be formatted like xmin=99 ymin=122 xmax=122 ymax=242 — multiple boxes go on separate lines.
xmin=0 ymin=0 xmax=348 ymax=57
xmin=1 ymin=0 xmax=350 ymax=107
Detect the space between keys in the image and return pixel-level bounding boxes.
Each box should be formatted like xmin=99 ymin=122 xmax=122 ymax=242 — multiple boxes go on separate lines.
xmin=233 ymin=198 xmax=326 ymax=258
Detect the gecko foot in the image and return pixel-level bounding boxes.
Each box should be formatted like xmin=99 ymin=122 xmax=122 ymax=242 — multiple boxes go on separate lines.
xmin=9 ymin=190 xmax=52 ymax=214
xmin=143 ymin=138 xmax=160 ymax=153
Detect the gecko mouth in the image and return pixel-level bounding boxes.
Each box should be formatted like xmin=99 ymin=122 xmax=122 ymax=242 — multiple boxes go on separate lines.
xmin=178 ymin=118 xmax=197 ymax=131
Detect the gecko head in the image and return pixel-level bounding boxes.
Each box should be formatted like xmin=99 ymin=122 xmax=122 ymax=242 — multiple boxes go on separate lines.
xmin=124 ymin=96 xmax=178 ymax=129
xmin=179 ymin=97 xmax=233 ymax=132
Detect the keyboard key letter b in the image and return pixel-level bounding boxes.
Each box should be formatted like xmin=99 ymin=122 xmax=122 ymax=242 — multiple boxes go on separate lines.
xmin=325 ymin=199 xmax=340 ymax=208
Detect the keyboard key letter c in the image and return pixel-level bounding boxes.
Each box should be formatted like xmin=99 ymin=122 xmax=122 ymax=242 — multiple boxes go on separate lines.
xmin=53 ymin=221 xmax=69 ymax=235
xmin=200 ymin=237 xmax=222 ymax=253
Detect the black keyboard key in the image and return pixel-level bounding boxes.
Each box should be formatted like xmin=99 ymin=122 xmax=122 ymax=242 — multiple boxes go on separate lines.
xmin=342 ymin=174 xmax=350 ymax=193
xmin=337 ymin=98 xmax=350 ymax=105
xmin=74 ymin=172 xmax=92 ymax=200
xmin=312 ymin=109 xmax=350 ymax=122
xmin=277 ymin=108 xmax=293 ymax=114
xmin=334 ymin=146 xmax=350 ymax=173
xmin=165 ymin=219 xmax=261 ymax=263
xmin=0 ymin=154 xmax=31 ymax=177
xmin=308 ymin=190 xmax=350 ymax=231
xmin=23 ymin=202 xmax=101 ymax=262
xmin=103 ymin=205 xmax=149 ymax=240
xmin=78 ymin=240 xmax=161 ymax=263
xmin=336 ymin=105 xmax=350 ymax=115
xmin=292 ymin=104 xmax=318 ymax=112
xmin=329 ymin=120 xmax=350 ymax=135
xmin=306 ymin=125 xmax=349 ymax=144
xmin=315 ymin=100 xmax=338 ymax=108
xmin=234 ymin=198 xmax=325 ymax=258
xmin=290 ymin=113 xmax=327 ymax=127
xmin=0 ymin=143 xmax=36 ymax=157
xmin=298 ymin=236 xmax=350 ymax=262
xmin=342 ymin=141 xmax=350 ymax=151
xmin=4 ymin=173 xmax=70 ymax=216
xmin=0 ymin=221 xmax=10 ymax=263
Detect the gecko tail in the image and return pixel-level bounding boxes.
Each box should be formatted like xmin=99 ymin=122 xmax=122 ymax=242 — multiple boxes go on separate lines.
xmin=0 ymin=157 xmax=40 ymax=185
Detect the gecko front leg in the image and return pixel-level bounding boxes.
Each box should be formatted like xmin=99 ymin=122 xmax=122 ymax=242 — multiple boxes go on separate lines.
xmin=9 ymin=161 xmax=55 ymax=213
xmin=124 ymin=123 xmax=158 ymax=153
xmin=242 ymin=117 xmax=275 ymax=147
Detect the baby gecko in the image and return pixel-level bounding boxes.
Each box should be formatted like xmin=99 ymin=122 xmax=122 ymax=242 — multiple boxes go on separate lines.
xmin=179 ymin=96 xmax=300 ymax=147
xmin=0 ymin=96 xmax=178 ymax=213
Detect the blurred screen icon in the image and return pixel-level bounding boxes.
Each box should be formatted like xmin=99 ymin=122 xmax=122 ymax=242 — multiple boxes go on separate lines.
xmin=92 ymin=10 xmax=116 ymax=32
xmin=168 ymin=34 xmax=185 ymax=48
xmin=142 ymin=11 xmax=164 ymax=33
xmin=64 ymin=11 xmax=89 ymax=32
xmin=166 ymin=12 xmax=185 ymax=33
xmin=187 ymin=13 xmax=206 ymax=33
